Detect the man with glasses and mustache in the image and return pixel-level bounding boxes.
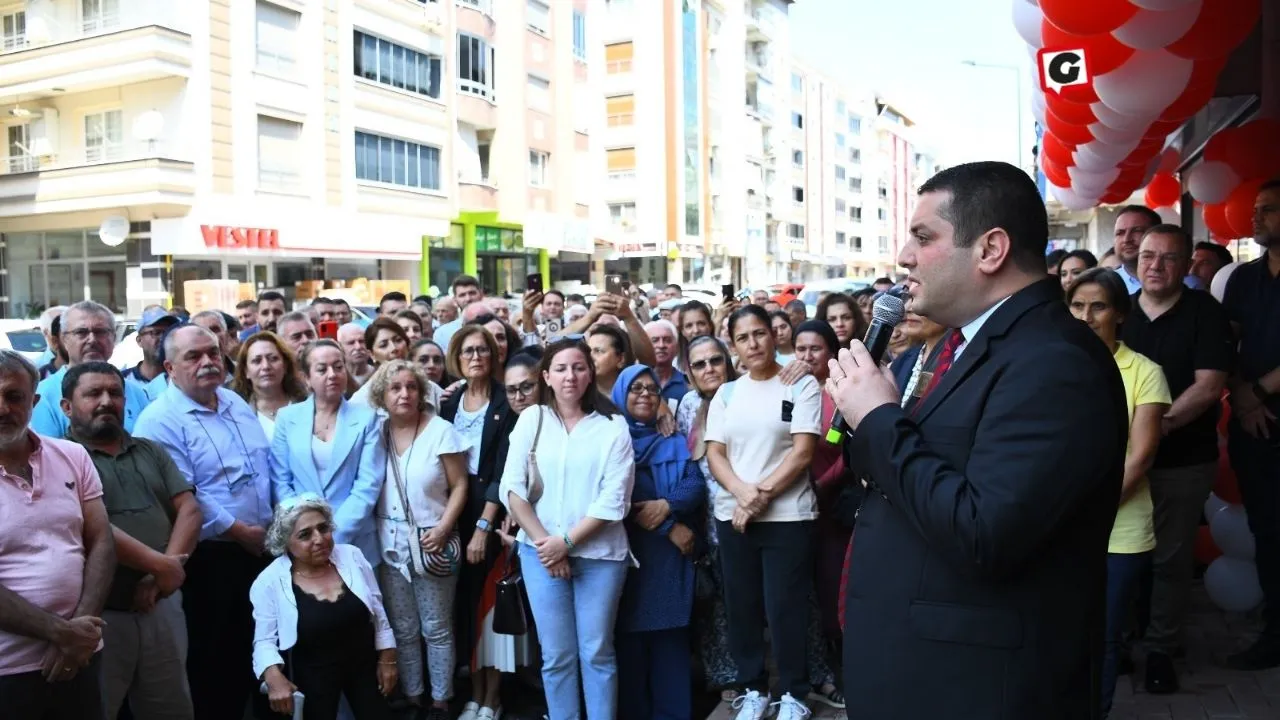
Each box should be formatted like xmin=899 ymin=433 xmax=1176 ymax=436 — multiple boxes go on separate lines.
xmin=0 ymin=350 xmax=116 ymax=720
xmin=134 ymin=326 xmax=274 ymax=720
xmin=62 ymin=362 xmax=201 ymax=719
xmin=30 ymin=301 xmax=153 ymax=439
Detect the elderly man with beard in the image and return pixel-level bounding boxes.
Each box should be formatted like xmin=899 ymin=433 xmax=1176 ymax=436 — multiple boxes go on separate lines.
xmin=62 ymin=362 xmax=201 ymax=719
xmin=30 ymin=301 xmax=152 ymax=439
xmin=0 ymin=350 xmax=115 ymax=720
xmin=134 ymin=326 xmax=273 ymax=720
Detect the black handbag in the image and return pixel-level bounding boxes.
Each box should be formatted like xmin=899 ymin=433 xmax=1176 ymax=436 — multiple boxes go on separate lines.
xmin=493 ymin=543 xmax=529 ymax=636
xmin=693 ymin=553 xmax=717 ymax=603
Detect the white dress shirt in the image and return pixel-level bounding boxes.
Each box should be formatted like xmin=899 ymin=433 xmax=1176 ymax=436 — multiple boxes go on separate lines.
xmin=498 ymin=406 xmax=635 ymax=562
xmin=954 ymin=295 xmax=1012 ymax=362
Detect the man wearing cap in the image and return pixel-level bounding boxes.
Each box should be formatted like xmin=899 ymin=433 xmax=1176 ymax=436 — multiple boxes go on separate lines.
xmin=122 ymin=307 xmax=180 ymax=395
xmin=30 ymin=301 xmax=153 ymax=439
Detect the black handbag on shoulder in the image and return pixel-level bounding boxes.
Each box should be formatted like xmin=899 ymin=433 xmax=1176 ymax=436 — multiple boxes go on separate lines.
xmin=493 ymin=543 xmax=529 ymax=636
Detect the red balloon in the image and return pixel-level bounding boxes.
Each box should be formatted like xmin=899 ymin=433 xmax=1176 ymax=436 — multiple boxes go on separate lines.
xmin=1041 ymin=155 xmax=1072 ymax=188
xmin=1204 ymin=127 xmax=1236 ymax=163
xmin=1218 ymin=395 xmax=1231 ymax=436
xmin=1223 ymin=118 xmax=1280 ymax=180
xmin=1168 ymin=0 xmax=1261 ymax=60
xmin=1042 ymin=0 xmax=1138 ymax=36
xmin=1101 ymin=189 xmax=1130 ymax=205
xmin=1215 ymin=437 xmax=1242 ymax=504
xmin=1042 ymin=133 xmax=1078 ymax=169
xmin=1195 ymin=525 xmax=1223 ymax=565
xmin=1042 ymin=20 xmax=1135 ymax=76
xmin=1145 ymin=172 xmax=1181 ymax=208
xmin=1045 ymin=96 xmax=1097 ymax=125
xmin=1204 ymin=202 xmax=1237 ymax=240
xmin=1046 ymin=106 xmax=1096 ymax=146
xmin=1225 ymin=178 xmax=1265 ymax=238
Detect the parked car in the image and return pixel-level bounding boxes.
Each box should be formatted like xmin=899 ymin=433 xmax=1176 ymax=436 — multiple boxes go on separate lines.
xmin=0 ymin=320 xmax=47 ymax=365
xmin=798 ymin=278 xmax=872 ymax=318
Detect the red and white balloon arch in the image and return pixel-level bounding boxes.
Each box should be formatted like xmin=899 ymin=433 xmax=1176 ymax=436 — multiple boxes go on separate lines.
xmin=1014 ymin=0 xmax=1276 ymax=243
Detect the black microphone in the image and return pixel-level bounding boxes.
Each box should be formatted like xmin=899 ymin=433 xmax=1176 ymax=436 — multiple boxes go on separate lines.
xmin=824 ymin=288 xmax=908 ymax=445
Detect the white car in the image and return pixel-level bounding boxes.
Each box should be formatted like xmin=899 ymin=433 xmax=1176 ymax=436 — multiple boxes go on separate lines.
xmin=0 ymin=320 xmax=47 ymax=366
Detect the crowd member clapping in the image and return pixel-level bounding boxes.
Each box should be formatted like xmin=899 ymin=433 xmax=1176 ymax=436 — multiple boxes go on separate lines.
xmin=367 ymin=359 xmax=469 ymax=719
xmin=1067 ymin=268 xmax=1171 ymax=717
xmin=134 ymin=325 xmax=274 ymax=720
xmin=233 ymin=332 xmax=308 ymax=439
xmin=500 ymin=339 xmax=635 ymax=720
xmin=251 ymin=497 xmax=397 ymax=720
xmin=706 ymin=305 xmax=821 ymax=720
xmin=613 ymin=365 xmax=706 ymax=720
xmin=271 ymin=340 xmax=384 ymax=565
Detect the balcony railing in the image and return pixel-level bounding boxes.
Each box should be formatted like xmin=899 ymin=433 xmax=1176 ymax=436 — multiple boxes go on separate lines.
xmin=1 ymin=0 xmax=187 ymax=56
xmin=456 ymin=0 xmax=493 ymax=15
xmin=0 ymin=140 xmax=186 ymax=176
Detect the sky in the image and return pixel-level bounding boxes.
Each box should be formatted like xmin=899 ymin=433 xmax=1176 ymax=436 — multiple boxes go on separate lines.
xmin=789 ymin=0 xmax=1036 ymax=170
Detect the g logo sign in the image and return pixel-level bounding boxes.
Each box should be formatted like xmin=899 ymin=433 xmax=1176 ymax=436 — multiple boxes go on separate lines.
xmin=1037 ymin=48 xmax=1090 ymax=95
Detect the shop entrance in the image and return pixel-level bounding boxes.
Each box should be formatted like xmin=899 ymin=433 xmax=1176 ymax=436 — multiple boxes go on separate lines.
xmin=478 ymin=254 xmax=533 ymax=297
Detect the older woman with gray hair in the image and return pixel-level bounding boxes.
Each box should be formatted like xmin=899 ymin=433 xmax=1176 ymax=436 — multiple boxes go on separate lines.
xmin=250 ymin=496 xmax=397 ymax=719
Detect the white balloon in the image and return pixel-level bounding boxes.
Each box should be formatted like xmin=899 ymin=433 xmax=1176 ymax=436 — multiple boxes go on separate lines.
xmin=1188 ymin=161 xmax=1242 ymax=204
xmin=1112 ymin=0 xmax=1202 ymax=50
xmin=1130 ymin=0 xmax=1197 ymax=9
xmin=1205 ymin=492 xmax=1229 ymax=520
xmin=1031 ymin=89 xmax=1047 ymax=127
xmin=1051 ymin=184 xmax=1096 ymax=211
xmin=1069 ymin=166 xmax=1120 ymax=196
xmin=1204 ymin=556 xmax=1263 ymax=613
xmin=1211 ymin=504 xmax=1256 ymax=560
xmin=1156 ymin=206 xmax=1180 ymax=224
xmin=1094 ymin=50 xmax=1194 ymax=117
xmin=1091 ymin=102 xmax=1157 ymax=131
xmin=1210 ymin=261 xmax=1242 ymax=302
xmin=1013 ymin=0 xmax=1043 ymax=49
xmin=1089 ymin=122 xmax=1145 ymax=146
xmin=1074 ymin=140 xmax=1140 ymax=172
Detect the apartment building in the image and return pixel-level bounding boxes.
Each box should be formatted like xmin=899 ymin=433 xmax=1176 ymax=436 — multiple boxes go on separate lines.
xmin=0 ymin=0 xmax=602 ymax=317
xmin=598 ymin=0 xmax=793 ymax=288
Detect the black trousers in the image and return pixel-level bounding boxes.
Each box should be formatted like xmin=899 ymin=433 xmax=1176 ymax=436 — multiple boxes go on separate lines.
xmin=0 ymin=653 xmax=106 ymax=720
xmin=1230 ymin=426 xmax=1280 ymax=633
xmin=184 ymin=540 xmax=270 ymax=720
xmin=716 ymin=519 xmax=814 ymax=700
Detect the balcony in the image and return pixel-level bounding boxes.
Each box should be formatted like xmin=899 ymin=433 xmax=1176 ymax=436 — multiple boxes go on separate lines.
xmin=745 ymin=10 xmax=777 ymax=42
xmin=0 ymin=140 xmax=194 ymax=218
xmin=456 ymin=86 xmax=497 ymax=129
xmin=458 ymin=178 xmax=498 ymax=211
xmin=605 ymin=170 xmax=636 ymax=201
xmin=0 ymin=1 xmax=191 ymax=104
xmin=745 ymin=50 xmax=770 ymax=80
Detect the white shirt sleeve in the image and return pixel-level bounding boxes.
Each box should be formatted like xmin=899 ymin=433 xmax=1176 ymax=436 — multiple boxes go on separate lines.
xmin=704 ymin=384 xmax=729 ymax=445
xmin=790 ymin=376 xmax=823 ymax=436
xmin=584 ymin=419 xmax=635 ymax=522
xmin=249 ymin=574 xmax=285 ymax=680
xmin=498 ymin=407 xmax=537 ymax=509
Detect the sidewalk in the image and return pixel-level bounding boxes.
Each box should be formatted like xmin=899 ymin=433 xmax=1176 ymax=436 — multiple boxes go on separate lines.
xmin=706 ymin=584 xmax=1279 ymax=720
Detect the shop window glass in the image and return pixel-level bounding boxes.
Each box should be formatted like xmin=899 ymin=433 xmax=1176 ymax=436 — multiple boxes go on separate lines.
xmin=44 ymin=232 xmax=83 ymax=260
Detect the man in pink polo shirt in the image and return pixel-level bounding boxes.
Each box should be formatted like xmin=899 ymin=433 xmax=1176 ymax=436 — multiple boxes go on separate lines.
xmin=0 ymin=350 xmax=116 ymax=719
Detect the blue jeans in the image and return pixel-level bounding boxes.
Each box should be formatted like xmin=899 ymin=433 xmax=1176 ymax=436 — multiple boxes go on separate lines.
xmin=1102 ymin=552 xmax=1150 ymax=718
xmin=519 ymin=543 xmax=628 ymax=720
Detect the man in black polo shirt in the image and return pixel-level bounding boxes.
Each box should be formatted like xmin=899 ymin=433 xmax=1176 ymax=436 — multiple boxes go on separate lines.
xmin=1121 ymin=224 xmax=1234 ymax=692
xmin=1221 ymin=178 xmax=1280 ymax=670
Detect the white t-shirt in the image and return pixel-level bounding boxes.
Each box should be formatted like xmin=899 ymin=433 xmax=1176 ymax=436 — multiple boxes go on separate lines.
xmin=705 ymin=373 xmax=821 ymax=523
xmin=376 ymin=415 xmax=467 ymax=574
xmin=454 ymin=401 xmax=489 ymax=476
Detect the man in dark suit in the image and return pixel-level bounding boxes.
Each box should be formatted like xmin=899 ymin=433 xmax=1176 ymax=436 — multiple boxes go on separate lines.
xmin=827 ymin=161 xmax=1128 ymax=719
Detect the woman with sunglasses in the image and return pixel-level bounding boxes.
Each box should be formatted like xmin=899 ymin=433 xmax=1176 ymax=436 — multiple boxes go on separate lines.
xmin=674 ymin=336 xmax=739 ymax=699
xmin=439 ymin=325 xmax=520 ymax=720
xmin=366 ymin=359 xmax=469 ymax=720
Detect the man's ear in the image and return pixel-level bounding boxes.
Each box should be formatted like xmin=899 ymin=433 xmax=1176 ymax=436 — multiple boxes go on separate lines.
xmin=973 ymin=228 xmax=1014 ymax=276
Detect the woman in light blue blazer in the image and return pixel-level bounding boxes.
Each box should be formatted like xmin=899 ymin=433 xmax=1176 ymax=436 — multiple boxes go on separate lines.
xmin=271 ymin=339 xmax=386 ymax=565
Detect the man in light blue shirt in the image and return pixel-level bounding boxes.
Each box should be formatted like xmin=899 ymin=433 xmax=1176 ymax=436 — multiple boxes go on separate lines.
xmin=30 ymin=301 xmax=152 ymax=438
xmin=132 ymin=324 xmax=273 ymax=719
xmin=1112 ymin=205 xmax=1161 ymax=294
xmin=432 ymin=275 xmax=484 ymax=351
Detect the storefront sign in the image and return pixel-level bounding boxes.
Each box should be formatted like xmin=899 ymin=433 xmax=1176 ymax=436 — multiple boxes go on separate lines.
xmin=200 ymin=225 xmax=280 ymax=251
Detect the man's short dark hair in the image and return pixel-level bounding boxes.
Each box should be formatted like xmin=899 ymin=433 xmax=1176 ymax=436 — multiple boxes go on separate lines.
xmin=873 ymin=277 xmax=892 ymax=286
xmin=566 ymin=293 xmax=585 ymax=304
xmin=1045 ymin=248 xmax=1069 ymax=270
xmin=313 ymin=296 xmax=334 ymax=305
xmin=917 ymin=160 xmax=1049 ymax=274
xmin=412 ymin=295 xmax=433 ymax=305
xmin=258 ymin=290 xmax=285 ymax=305
xmin=236 ymin=299 xmax=257 ymax=311
xmin=62 ymin=361 xmax=123 ymax=399
xmin=784 ymin=299 xmax=806 ymax=312
xmin=1260 ymin=178 xmax=1280 ymax=193
xmin=379 ymin=291 xmax=407 ymax=306
xmin=451 ymin=275 xmax=481 ymax=294
xmin=1194 ymin=241 xmax=1234 ymax=268
xmin=665 ymin=283 xmax=682 ymax=293
xmin=333 ymin=298 xmax=351 ymax=308
xmin=1144 ymin=223 xmax=1193 ymax=258
xmin=1116 ymin=204 xmax=1162 ymax=227
xmin=544 ymin=289 xmax=565 ymax=301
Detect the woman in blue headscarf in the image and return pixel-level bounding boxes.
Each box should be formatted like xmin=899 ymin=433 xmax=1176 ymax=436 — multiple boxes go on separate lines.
xmin=612 ymin=364 xmax=707 ymax=720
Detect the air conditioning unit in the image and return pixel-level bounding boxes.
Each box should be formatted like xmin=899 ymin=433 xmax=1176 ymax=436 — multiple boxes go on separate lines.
xmin=28 ymin=109 xmax=60 ymax=158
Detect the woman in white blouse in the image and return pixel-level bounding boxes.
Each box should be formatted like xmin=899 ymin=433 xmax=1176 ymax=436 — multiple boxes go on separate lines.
xmin=250 ymin=496 xmax=397 ymax=719
xmin=232 ymin=331 xmax=307 ymax=438
xmin=367 ymin=359 xmax=469 ymax=720
xmin=500 ymin=338 xmax=635 ymax=720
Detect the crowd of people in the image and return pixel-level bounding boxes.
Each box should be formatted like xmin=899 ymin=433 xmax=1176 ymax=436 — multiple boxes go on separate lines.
xmin=1 ymin=170 xmax=1277 ymax=720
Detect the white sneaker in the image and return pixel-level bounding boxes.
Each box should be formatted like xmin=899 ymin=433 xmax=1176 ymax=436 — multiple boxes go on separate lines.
xmin=458 ymin=701 xmax=481 ymax=720
xmin=476 ymin=707 xmax=503 ymax=720
xmin=771 ymin=693 xmax=811 ymax=720
xmin=731 ymin=690 xmax=771 ymax=720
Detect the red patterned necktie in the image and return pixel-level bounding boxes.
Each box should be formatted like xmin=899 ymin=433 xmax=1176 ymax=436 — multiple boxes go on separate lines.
xmin=912 ymin=329 xmax=964 ymax=412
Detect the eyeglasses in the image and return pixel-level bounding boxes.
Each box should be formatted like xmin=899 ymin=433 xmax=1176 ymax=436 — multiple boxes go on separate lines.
xmin=505 ymin=381 xmax=536 ymax=398
xmin=629 ymin=383 xmax=660 ymax=397
xmin=66 ymin=328 xmax=113 ymax=341
xmin=460 ymin=346 xmax=492 ymax=358
xmin=689 ymin=355 xmax=727 ymax=372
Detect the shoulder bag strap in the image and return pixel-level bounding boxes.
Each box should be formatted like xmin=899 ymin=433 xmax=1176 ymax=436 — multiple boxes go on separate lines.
xmin=384 ymin=421 xmax=425 ymax=575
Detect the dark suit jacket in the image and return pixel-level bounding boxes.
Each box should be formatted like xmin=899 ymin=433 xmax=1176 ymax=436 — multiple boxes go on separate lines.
xmin=842 ymin=277 xmax=1128 ymax=720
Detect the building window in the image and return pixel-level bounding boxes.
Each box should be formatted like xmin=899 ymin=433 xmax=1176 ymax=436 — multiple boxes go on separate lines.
xmin=791 ymin=72 xmax=802 ymax=92
xmin=835 ymin=133 xmax=845 ymax=148
xmin=878 ymin=236 xmax=889 ymax=253
xmin=457 ymin=33 xmax=496 ymax=100
xmin=850 ymin=148 xmax=861 ymax=164
xmin=81 ymin=0 xmax=120 ymax=33
xmin=4 ymin=230 xmax=129 ymax=318
xmin=606 ymin=95 xmax=634 ymax=126
xmin=791 ymin=112 xmax=803 ymax=129
xmin=836 ymin=231 xmax=846 ymax=245
xmin=526 ymin=0 xmax=550 ymax=33
xmin=2 ymin=10 xmax=25 ymax=51
xmin=6 ymin=124 xmax=33 ymax=173
xmin=605 ymin=42 xmax=632 ymax=73
xmin=529 ymin=150 xmax=549 ymax=186
xmin=255 ymin=0 xmax=299 ymax=76
xmin=850 ymin=206 xmax=862 ymax=221
xmin=877 ymin=207 xmax=887 ymax=221
xmin=257 ymin=116 xmax=303 ymax=192
xmin=849 ymin=115 xmax=862 ymax=134
xmin=83 ymin=109 xmax=123 ymax=162
xmin=354 ymin=31 xmax=442 ymax=99
xmin=607 ymin=147 xmax=636 ymax=178
xmin=852 ymin=235 xmax=862 ymax=251
xmin=792 ymin=186 xmax=804 ymax=203
xmin=835 ymin=199 xmax=846 ymax=213
xmin=787 ymin=223 xmax=805 ymax=239
xmin=792 ymin=150 xmax=803 ymax=167
xmin=849 ymin=176 xmax=862 ymax=193
xmin=609 ymin=202 xmax=636 ymax=229
xmin=878 ymin=183 xmax=888 ymax=200
xmin=527 ymin=74 xmax=552 ymax=112
xmin=834 ymin=165 xmax=846 ymax=181
xmin=354 ymin=131 xmax=441 ymax=191
xmin=572 ymin=10 xmax=587 ymax=61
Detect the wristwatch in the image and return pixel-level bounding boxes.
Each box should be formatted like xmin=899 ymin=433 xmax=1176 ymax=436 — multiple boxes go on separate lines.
xmin=475 ymin=518 xmax=492 ymax=533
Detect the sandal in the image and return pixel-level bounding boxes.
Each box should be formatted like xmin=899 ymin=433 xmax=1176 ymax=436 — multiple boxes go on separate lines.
xmin=808 ymin=683 xmax=845 ymax=709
